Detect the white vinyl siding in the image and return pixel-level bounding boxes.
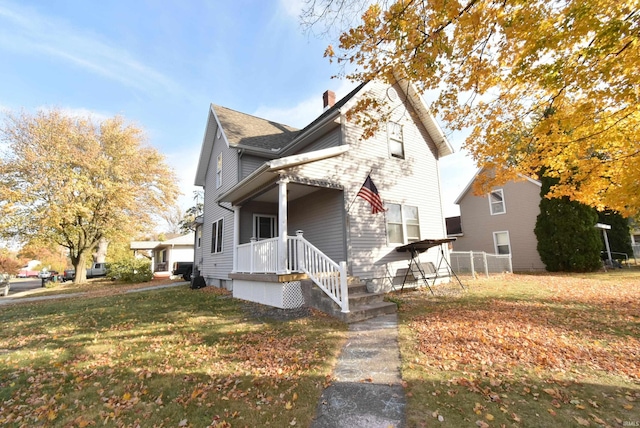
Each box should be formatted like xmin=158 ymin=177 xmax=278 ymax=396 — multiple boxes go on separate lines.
xmin=489 ymin=189 xmax=506 ymax=215
xmin=493 ymin=231 xmax=511 ymax=254
xmin=239 ymin=154 xmax=268 ymax=180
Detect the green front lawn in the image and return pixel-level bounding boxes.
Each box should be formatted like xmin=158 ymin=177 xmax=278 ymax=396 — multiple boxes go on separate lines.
xmin=0 ymin=285 xmax=347 ymax=427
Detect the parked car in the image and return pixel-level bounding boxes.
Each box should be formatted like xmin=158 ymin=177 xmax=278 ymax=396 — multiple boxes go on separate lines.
xmin=62 ymin=263 xmax=108 ymax=281
xmin=1 ymin=273 xmax=10 ymax=297
xmin=172 ymin=262 xmax=193 ymax=281
xmin=38 ymin=269 xmax=59 ymax=279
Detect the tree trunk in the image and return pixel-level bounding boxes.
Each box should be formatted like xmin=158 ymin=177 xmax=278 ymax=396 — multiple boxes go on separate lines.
xmin=73 ymin=252 xmax=89 ymax=284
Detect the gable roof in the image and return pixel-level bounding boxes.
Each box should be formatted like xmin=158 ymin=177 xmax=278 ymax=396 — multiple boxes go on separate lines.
xmin=195 ymin=79 xmax=452 ymax=186
xmin=454 ymin=168 xmax=542 ymax=204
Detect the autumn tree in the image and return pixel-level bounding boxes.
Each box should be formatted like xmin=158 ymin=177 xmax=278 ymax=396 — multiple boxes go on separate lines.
xmin=178 ymin=190 xmax=204 ymax=234
xmin=308 ymin=0 xmax=640 ymax=217
xmin=0 ymin=109 xmax=179 ymax=283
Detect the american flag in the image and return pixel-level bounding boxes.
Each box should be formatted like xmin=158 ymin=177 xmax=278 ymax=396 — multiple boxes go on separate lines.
xmin=357 ymin=175 xmax=385 ymax=214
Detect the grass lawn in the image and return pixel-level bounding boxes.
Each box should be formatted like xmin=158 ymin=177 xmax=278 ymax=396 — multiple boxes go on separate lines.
xmin=395 ymin=270 xmax=640 ymax=428
xmin=0 ymin=282 xmax=347 ymax=427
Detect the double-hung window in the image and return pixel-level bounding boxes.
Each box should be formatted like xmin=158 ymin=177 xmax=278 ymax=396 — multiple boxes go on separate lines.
xmin=493 ymin=231 xmax=511 ymax=254
xmin=489 ymin=189 xmax=506 ymax=215
xmin=387 ymin=203 xmax=420 ymax=244
xmin=388 ymin=121 xmax=404 ymax=159
xmin=216 ymin=153 xmax=223 ymax=189
xmin=211 ymin=218 xmax=223 ymax=253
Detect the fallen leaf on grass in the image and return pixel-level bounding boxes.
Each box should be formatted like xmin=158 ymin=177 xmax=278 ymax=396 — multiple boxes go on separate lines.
xmin=574 ymin=416 xmax=590 ymax=426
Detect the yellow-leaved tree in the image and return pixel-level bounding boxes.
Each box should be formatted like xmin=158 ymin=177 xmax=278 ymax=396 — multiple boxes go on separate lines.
xmin=308 ymin=0 xmax=640 ymax=217
xmin=0 ymin=109 xmax=180 ymax=283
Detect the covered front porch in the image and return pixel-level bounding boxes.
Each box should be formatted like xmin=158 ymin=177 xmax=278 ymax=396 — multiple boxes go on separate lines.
xmin=218 ymin=148 xmax=351 ymax=312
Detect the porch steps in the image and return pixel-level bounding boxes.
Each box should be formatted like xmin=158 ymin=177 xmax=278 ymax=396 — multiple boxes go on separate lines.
xmin=301 ymin=278 xmax=397 ymax=323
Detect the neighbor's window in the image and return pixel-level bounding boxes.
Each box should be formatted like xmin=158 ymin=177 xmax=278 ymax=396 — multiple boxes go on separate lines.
xmin=216 ymin=153 xmax=223 ymax=189
xmin=493 ymin=231 xmax=511 ymax=254
xmin=211 ymin=218 xmax=223 ymax=253
xmin=489 ymin=189 xmax=506 ymax=215
xmin=388 ymin=121 xmax=404 ymax=159
xmin=196 ymin=227 xmax=202 ymax=248
xmin=387 ymin=203 xmax=420 ymax=244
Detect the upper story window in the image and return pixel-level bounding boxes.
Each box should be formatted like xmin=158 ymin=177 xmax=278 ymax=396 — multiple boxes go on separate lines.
xmin=387 ymin=203 xmax=420 ymax=244
xmin=489 ymin=189 xmax=506 ymax=215
xmin=388 ymin=121 xmax=404 ymax=159
xmin=216 ymin=153 xmax=222 ymax=189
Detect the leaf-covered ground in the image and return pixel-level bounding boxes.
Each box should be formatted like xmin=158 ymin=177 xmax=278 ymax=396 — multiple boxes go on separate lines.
xmin=396 ymin=272 xmax=640 ymax=428
xmin=0 ymin=283 xmax=346 ymax=427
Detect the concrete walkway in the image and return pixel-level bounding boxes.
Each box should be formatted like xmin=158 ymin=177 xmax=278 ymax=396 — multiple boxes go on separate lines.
xmin=311 ymin=313 xmax=406 ymax=428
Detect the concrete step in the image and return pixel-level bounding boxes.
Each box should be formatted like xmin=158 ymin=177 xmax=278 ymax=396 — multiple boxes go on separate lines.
xmin=301 ymin=279 xmax=397 ymax=323
xmin=343 ymin=301 xmax=398 ymax=323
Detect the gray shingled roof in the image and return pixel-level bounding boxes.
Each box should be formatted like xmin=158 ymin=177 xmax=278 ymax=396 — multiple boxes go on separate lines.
xmin=213 ymin=105 xmax=300 ymax=151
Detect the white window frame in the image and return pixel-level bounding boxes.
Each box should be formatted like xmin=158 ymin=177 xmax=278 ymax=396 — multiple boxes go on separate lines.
xmin=253 ymin=214 xmax=277 ymax=240
xmin=386 ymin=203 xmax=420 ymax=244
xmin=489 ymin=189 xmax=506 ymax=215
xmin=216 ymin=153 xmax=223 ymax=189
xmin=493 ymin=231 xmax=511 ymax=255
xmin=387 ymin=121 xmax=405 ymax=159
xmin=196 ymin=226 xmax=202 ymax=248
xmin=211 ymin=218 xmax=224 ymax=254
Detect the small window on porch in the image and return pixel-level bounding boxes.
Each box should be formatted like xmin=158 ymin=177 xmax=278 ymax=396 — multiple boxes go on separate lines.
xmin=254 ymin=215 xmax=277 ymax=240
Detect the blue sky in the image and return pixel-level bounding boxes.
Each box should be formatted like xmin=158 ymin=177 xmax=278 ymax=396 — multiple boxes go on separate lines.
xmin=0 ymin=0 xmax=475 ymax=223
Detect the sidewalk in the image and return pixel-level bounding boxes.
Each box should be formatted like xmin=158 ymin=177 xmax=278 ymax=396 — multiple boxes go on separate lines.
xmin=311 ymin=313 xmax=406 ymax=428
xmin=0 ymin=281 xmax=187 ymax=306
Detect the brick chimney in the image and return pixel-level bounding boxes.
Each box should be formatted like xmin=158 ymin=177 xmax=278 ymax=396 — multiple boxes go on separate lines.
xmin=323 ymin=90 xmax=336 ymax=110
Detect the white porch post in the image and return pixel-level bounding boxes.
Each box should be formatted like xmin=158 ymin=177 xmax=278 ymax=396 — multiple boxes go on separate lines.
xmin=277 ymin=178 xmax=289 ymax=274
xmin=232 ymin=207 xmax=240 ymax=272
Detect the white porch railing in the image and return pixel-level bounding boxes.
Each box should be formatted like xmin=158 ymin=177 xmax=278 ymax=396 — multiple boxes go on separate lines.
xmin=234 ymin=232 xmax=349 ymax=313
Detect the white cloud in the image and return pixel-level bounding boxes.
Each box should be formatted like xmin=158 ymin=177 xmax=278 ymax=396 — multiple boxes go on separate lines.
xmin=0 ymin=1 xmax=183 ymax=97
xmin=278 ymin=0 xmax=305 ymax=20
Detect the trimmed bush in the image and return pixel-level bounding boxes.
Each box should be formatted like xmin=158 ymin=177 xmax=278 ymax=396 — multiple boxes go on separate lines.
xmin=107 ymin=258 xmax=153 ymax=283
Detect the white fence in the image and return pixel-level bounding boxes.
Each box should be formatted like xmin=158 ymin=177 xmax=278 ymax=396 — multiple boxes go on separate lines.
xmin=450 ymin=251 xmax=513 ymax=278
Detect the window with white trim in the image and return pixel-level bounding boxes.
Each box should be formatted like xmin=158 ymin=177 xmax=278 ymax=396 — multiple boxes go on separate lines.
xmin=216 ymin=153 xmax=222 ymax=189
xmin=196 ymin=227 xmax=202 ymax=248
xmin=254 ymin=214 xmax=277 ymax=240
xmin=388 ymin=121 xmax=404 ymax=159
xmin=211 ymin=218 xmax=223 ymax=253
xmin=493 ymin=231 xmax=511 ymax=254
xmin=489 ymin=189 xmax=506 ymax=215
xmin=387 ymin=203 xmax=420 ymax=244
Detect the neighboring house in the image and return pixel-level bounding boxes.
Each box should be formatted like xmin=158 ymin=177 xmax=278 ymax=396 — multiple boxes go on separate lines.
xmin=452 ymin=169 xmax=546 ymax=271
xmin=130 ymin=233 xmax=195 ymax=277
xmin=193 ymin=79 xmax=454 ymax=313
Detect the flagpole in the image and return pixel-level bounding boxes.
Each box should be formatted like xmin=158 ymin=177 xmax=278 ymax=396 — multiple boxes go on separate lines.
xmin=346 ymin=169 xmax=374 ymax=213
